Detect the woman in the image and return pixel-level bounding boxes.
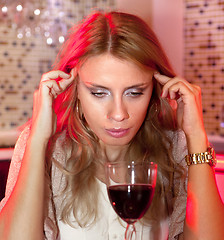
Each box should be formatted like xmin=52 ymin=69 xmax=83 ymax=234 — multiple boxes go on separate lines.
xmin=0 ymin=11 xmax=223 ymax=240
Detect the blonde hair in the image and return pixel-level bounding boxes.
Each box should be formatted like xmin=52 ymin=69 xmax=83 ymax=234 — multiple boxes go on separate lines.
xmin=47 ymin=11 xmax=183 ymax=231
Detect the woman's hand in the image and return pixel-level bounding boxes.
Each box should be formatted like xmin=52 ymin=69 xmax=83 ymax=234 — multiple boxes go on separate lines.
xmin=154 ymin=73 xmax=207 ymax=151
xmin=31 ymin=69 xmax=76 ymax=143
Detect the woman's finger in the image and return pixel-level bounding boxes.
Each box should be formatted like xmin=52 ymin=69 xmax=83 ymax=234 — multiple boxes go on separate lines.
xmin=41 ymin=69 xmax=76 ymax=94
xmin=153 ymin=72 xmax=171 ymax=85
xmin=41 ymin=70 xmax=71 ymax=82
xmin=49 ymin=87 xmax=58 ymax=99
xmin=167 ymin=81 xmax=194 ymax=100
xmin=154 ymin=73 xmax=194 ymax=99
xmin=58 ymin=68 xmax=77 ymax=91
xmin=38 ymin=69 xmax=76 ymax=99
xmin=39 ymin=80 xmax=61 ymax=100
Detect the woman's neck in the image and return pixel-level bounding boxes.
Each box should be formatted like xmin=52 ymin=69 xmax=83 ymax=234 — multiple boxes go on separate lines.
xmin=100 ymin=143 xmax=128 ymax=162
xmin=95 ymin=142 xmax=129 ymax=183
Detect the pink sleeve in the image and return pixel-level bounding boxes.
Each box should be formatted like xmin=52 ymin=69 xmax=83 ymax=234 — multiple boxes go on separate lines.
xmin=0 ymin=125 xmax=30 ymax=212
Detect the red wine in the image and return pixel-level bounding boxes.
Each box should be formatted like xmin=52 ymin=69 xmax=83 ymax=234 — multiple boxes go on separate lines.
xmin=108 ymin=184 xmax=154 ymax=224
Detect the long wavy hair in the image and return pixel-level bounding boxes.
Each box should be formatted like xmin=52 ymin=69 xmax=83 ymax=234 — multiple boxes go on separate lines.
xmin=46 ymin=11 xmax=183 ymax=231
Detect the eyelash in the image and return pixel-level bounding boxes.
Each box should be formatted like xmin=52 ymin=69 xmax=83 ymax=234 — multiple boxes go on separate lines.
xmin=127 ymin=91 xmax=144 ymax=97
xmin=91 ymin=91 xmax=108 ymax=98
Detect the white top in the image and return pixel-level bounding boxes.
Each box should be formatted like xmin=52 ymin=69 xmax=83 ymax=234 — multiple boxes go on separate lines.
xmin=57 ymin=179 xmax=169 ymax=240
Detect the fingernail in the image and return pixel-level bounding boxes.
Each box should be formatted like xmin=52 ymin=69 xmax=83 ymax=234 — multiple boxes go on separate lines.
xmin=65 ymin=73 xmax=71 ymax=79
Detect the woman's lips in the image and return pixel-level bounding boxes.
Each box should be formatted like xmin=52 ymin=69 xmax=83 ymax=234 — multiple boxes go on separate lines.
xmin=105 ymin=128 xmax=130 ymax=138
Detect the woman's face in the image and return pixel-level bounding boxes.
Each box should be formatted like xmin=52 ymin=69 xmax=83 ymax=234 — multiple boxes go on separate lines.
xmin=77 ymin=53 xmax=154 ymax=148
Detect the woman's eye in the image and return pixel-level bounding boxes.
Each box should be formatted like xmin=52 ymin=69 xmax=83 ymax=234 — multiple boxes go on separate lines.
xmin=126 ymin=91 xmax=143 ymax=97
xmin=91 ymin=91 xmax=108 ymax=98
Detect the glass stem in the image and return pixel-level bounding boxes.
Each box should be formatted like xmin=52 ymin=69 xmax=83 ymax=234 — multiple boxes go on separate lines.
xmin=125 ymin=223 xmax=136 ymax=240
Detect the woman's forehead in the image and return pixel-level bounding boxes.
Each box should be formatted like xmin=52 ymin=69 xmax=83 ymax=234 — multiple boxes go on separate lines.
xmin=78 ymin=54 xmax=154 ymax=85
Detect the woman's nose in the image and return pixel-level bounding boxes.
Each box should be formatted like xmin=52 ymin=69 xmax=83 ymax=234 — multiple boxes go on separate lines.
xmin=107 ymin=98 xmax=129 ymax=122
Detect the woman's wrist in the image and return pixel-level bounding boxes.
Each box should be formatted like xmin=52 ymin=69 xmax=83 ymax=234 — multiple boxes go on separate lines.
xmin=185 ymin=129 xmax=208 ymax=154
xmin=28 ymin=129 xmax=50 ymax=150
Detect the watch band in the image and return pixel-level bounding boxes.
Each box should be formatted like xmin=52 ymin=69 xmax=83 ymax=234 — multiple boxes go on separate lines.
xmin=185 ymin=147 xmax=216 ymax=167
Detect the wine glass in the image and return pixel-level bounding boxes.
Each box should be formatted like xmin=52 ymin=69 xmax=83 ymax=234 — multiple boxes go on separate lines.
xmin=105 ymin=161 xmax=157 ymax=240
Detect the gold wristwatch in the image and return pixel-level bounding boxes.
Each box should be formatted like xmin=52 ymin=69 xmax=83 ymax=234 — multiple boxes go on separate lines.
xmin=185 ymin=147 xmax=216 ymax=167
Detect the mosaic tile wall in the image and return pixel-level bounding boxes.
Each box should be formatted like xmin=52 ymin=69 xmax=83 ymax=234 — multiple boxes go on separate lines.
xmin=0 ymin=0 xmax=115 ymax=132
xmin=184 ymin=0 xmax=224 ymax=135
xmin=1 ymin=0 xmax=223 ymax=137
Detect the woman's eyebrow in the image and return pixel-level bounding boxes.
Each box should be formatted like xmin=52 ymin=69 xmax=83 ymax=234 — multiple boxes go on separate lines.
xmin=85 ymin=82 xmax=110 ymax=90
xmin=124 ymin=83 xmax=150 ymax=90
xmin=84 ymin=82 xmax=150 ymax=90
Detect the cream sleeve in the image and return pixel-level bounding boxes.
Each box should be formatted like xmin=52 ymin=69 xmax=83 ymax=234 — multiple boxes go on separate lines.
xmin=0 ymin=125 xmax=59 ymax=240
xmin=0 ymin=125 xmax=30 ymax=212
xmin=168 ymin=130 xmax=188 ymax=240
